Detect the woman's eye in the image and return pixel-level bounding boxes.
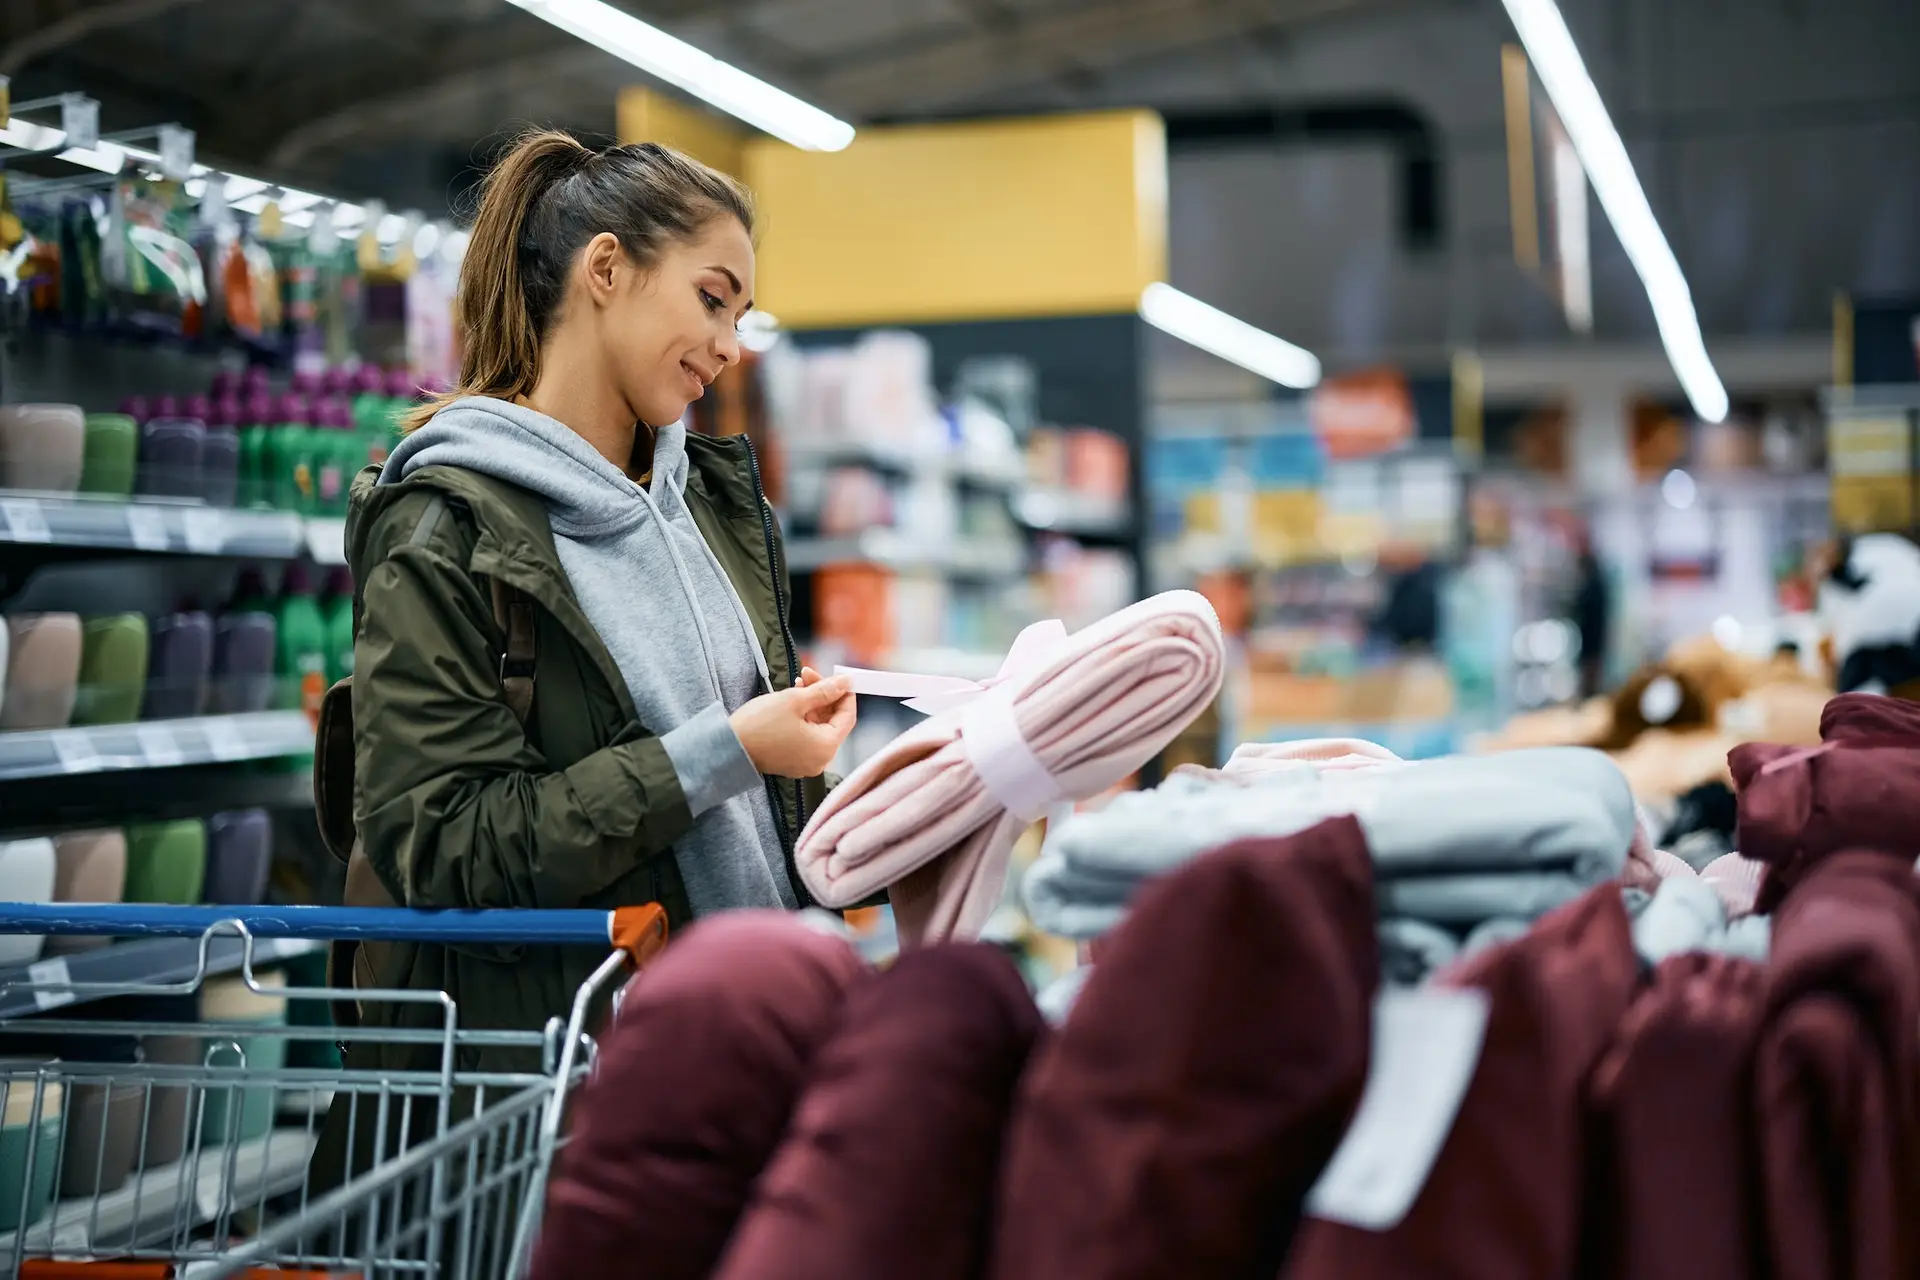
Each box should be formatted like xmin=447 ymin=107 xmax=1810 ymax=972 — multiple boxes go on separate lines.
xmin=701 ymin=290 xmax=725 ymax=312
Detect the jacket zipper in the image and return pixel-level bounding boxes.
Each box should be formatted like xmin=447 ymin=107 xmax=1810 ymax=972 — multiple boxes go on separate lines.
xmin=738 ymin=432 xmax=814 ymax=907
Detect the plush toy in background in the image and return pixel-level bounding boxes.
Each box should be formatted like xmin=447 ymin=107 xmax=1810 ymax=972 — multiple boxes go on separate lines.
xmin=1818 ymin=532 xmax=1920 ymax=697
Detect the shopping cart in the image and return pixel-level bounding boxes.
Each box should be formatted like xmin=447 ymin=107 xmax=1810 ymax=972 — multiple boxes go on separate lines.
xmin=0 ymin=901 xmax=669 ymax=1280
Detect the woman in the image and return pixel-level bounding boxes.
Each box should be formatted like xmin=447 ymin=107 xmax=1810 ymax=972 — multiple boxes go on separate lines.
xmin=313 ymin=129 xmax=856 ymax=1188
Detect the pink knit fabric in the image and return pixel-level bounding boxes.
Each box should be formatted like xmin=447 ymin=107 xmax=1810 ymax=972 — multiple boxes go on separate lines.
xmin=1222 ymin=738 xmax=1405 ymax=775
xmin=1700 ymin=854 xmax=1766 ymax=918
xmin=797 ymin=592 xmax=1224 ymax=947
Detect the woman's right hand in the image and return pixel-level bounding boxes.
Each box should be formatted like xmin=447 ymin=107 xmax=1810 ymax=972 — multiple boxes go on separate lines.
xmin=730 ymin=671 xmax=858 ymax=778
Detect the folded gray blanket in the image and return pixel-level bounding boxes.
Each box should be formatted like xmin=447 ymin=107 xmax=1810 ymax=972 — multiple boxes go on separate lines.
xmin=1024 ymin=747 xmax=1637 ymax=941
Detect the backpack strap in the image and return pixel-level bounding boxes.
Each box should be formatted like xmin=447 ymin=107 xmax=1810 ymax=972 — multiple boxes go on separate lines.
xmin=490 ymin=576 xmax=537 ymax=723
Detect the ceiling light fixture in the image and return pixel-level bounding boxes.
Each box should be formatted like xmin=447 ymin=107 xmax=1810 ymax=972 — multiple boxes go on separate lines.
xmin=1499 ymin=0 xmax=1728 ymax=423
xmin=1139 ymin=282 xmax=1322 ymax=390
xmin=503 ymin=0 xmax=855 ymax=152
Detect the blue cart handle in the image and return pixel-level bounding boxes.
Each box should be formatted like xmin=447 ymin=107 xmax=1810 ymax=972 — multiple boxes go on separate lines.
xmin=0 ymin=902 xmax=670 ymax=963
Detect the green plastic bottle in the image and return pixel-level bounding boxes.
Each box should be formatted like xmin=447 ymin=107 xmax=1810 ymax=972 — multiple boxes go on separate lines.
xmin=261 ymin=393 xmax=317 ymax=513
xmin=273 ymin=565 xmax=330 ymax=720
xmin=350 ymin=365 xmax=389 ymax=437
xmin=310 ymin=395 xmax=353 ymax=516
xmin=321 ymin=568 xmax=355 ymax=687
xmin=237 ymin=390 xmax=276 ymax=508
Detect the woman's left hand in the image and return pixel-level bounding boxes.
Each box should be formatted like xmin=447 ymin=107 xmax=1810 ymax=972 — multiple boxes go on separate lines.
xmin=797 ymin=666 xmax=856 ymax=728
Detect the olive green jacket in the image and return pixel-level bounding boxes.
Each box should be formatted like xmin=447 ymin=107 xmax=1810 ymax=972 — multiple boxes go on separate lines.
xmin=312 ymin=431 xmax=829 ymax=1189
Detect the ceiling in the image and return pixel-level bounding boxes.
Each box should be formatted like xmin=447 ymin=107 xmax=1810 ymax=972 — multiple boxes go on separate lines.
xmin=3 ymin=0 xmax=1413 ymax=202
xmin=7 ymin=0 xmax=1917 ymax=360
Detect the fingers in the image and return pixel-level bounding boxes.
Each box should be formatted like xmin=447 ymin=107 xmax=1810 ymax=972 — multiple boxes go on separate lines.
xmin=794 ymin=673 xmax=853 ymax=708
xmin=799 ymin=666 xmax=823 ymax=686
xmin=824 ymin=689 xmax=857 ymax=736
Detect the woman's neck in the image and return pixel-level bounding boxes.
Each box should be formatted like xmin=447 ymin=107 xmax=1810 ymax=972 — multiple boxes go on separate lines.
xmin=521 ymin=343 xmax=651 ymax=481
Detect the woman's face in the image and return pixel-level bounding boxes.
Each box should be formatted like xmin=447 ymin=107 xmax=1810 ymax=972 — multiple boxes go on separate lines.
xmin=594 ymin=215 xmax=756 ymax=428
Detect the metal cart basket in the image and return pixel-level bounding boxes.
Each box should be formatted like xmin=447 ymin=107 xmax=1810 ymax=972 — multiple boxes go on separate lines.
xmin=0 ymin=901 xmax=668 ymax=1280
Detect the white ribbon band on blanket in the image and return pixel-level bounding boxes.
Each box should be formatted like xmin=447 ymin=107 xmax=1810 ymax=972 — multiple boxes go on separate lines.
xmin=836 ymin=617 xmax=1075 ymax=826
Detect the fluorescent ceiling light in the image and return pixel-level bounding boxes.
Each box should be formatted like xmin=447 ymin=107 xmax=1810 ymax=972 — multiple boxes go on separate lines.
xmin=1500 ymin=0 xmax=1728 ymax=423
xmin=1139 ymin=282 xmax=1322 ymax=390
xmin=504 ymin=0 xmax=855 ymax=152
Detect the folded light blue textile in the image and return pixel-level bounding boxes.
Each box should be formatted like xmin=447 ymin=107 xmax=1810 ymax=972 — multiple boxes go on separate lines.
xmin=1024 ymin=747 xmax=1636 ymax=941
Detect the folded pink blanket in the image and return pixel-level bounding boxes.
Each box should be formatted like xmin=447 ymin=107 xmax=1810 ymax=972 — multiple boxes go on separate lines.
xmin=800 ymin=591 xmax=1225 ymax=947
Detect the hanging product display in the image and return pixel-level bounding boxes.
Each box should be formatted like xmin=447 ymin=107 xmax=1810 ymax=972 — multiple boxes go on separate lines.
xmin=800 ymin=590 xmax=1225 ymax=945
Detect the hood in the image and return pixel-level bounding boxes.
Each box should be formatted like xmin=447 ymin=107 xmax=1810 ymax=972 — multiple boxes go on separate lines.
xmin=379 ymin=396 xmax=693 ymax=541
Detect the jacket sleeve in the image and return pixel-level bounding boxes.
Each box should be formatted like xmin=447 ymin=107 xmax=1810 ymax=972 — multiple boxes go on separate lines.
xmin=353 ymin=541 xmax=695 ymax=911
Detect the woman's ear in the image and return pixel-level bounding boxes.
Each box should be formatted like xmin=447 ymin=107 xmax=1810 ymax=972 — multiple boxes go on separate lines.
xmin=580 ymin=232 xmax=625 ymax=308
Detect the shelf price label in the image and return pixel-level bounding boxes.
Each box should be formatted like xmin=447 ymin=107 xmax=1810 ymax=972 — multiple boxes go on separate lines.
xmin=126 ymin=504 xmax=171 ymax=551
xmin=136 ymin=723 xmax=186 ymax=768
xmin=182 ymin=508 xmax=228 ymax=555
xmin=1 ymin=497 xmax=50 ymax=543
xmin=49 ymin=729 xmax=102 ymax=774
xmin=26 ymin=956 xmax=75 ymax=1012
xmin=202 ymin=716 xmax=248 ymax=762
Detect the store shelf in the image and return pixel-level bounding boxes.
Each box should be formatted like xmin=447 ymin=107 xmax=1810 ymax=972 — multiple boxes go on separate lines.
xmin=0 ymin=1129 xmax=316 ymax=1266
xmin=0 ymin=712 xmax=314 ymax=783
xmin=785 ymin=530 xmax=1027 ymax=578
xmin=1014 ymin=488 xmax=1133 ymax=540
xmin=305 ymin=517 xmax=348 ymax=566
xmin=0 ymin=934 xmax=322 ymax=1019
xmin=0 ymin=491 xmax=311 ymax=558
xmin=785 ymin=443 xmax=1025 ymax=490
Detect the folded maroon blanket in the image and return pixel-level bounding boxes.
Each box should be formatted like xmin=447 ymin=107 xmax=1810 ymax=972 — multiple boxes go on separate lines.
xmin=1585 ymin=952 xmax=1767 ymax=1280
xmin=800 ymin=590 xmax=1224 ymax=946
xmin=1732 ymin=692 xmax=1920 ymax=913
xmin=716 ymin=944 xmax=1045 ymax=1280
xmin=992 ymin=817 xmax=1379 ymax=1280
xmin=1285 ymin=884 xmax=1639 ymax=1280
xmin=1755 ymin=853 xmax=1920 ymax=1280
xmin=528 ymin=913 xmax=865 ymax=1280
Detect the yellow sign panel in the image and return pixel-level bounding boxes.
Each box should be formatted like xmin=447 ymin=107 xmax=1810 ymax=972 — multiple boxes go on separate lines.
xmin=1831 ymin=476 xmax=1913 ymax=534
xmin=742 ymin=110 xmax=1168 ymax=328
xmin=617 ymin=87 xmax=747 ymax=179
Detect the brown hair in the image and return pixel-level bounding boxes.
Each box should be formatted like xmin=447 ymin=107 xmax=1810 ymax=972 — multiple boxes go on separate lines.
xmin=405 ymin=128 xmax=754 ymax=431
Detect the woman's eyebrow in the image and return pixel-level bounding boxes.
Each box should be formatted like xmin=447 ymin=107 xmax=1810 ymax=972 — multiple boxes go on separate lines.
xmin=709 ymin=266 xmax=744 ymax=295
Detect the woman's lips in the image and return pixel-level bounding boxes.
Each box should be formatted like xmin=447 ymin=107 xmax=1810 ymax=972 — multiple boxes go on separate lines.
xmin=681 ymin=362 xmax=706 ymax=399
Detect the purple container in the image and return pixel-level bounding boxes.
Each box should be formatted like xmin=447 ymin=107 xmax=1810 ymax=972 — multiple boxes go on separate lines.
xmin=242 ymin=391 xmax=275 ymax=430
xmin=241 ymin=366 xmax=272 ymax=394
xmin=136 ymin=417 xmax=206 ymax=499
xmin=321 ymin=367 xmax=353 ymax=397
xmin=118 ymin=396 xmax=151 ymax=425
xmin=352 ymin=365 xmax=386 ymax=396
xmin=183 ymin=394 xmax=212 ymax=422
xmin=383 ymin=368 xmax=421 ymax=401
xmin=153 ymin=395 xmax=180 ymax=419
xmin=143 ymin=611 xmax=213 ymax=720
xmin=209 ymin=612 xmax=276 ymax=715
xmin=289 ymin=370 xmax=322 ymax=398
xmin=200 ymin=426 xmax=240 ymax=508
xmin=204 ymin=809 xmax=272 ymax=906
xmin=208 ymin=370 xmax=238 ymax=400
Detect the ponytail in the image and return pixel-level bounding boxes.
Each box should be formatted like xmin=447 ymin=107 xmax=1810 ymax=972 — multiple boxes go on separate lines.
xmin=406 ymin=128 xmax=754 ymax=432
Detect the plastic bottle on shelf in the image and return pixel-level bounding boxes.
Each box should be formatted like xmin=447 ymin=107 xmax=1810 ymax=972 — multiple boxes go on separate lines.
xmin=349 ymin=365 xmax=388 ymax=437
xmin=312 ymin=395 xmax=354 ymax=516
xmin=272 ymin=565 xmax=330 ymax=721
xmin=200 ymin=397 xmax=241 ymax=509
xmin=260 ymin=392 xmax=314 ymax=513
xmin=321 ymin=567 xmax=354 ymax=686
xmin=117 ymin=395 xmax=150 ymax=426
xmin=236 ymin=391 xmax=276 ymax=508
xmin=383 ymin=367 xmax=420 ymax=443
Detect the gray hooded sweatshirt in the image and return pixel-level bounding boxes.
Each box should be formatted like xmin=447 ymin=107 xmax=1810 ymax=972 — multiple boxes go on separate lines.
xmin=380 ymin=396 xmax=796 ymax=916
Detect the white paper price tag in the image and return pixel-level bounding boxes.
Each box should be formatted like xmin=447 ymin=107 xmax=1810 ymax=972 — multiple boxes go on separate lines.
xmin=1305 ymin=987 xmax=1490 ymax=1232
xmin=306 ymin=517 xmax=347 ymax=565
xmin=136 ymin=723 xmax=186 ymax=768
xmin=49 ymin=729 xmax=102 ymax=774
xmin=202 ymin=717 xmax=248 ymax=762
xmin=27 ymin=956 xmax=75 ymax=1012
xmin=158 ymin=123 xmax=196 ymax=181
xmin=60 ymin=94 xmax=99 ymax=152
xmin=2 ymin=497 xmax=51 ymax=543
xmin=181 ymin=508 xmax=227 ymax=554
xmin=125 ymin=504 xmax=171 ymax=551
